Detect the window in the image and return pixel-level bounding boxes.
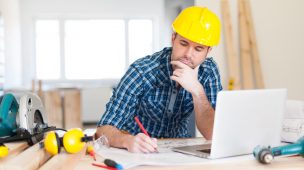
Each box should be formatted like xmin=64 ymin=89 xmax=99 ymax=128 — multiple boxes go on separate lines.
xmin=65 ymin=20 xmax=125 ymax=79
xmin=128 ymin=20 xmax=153 ymax=64
xmin=35 ymin=20 xmax=60 ymax=79
xmin=35 ymin=19 xmax=153 ymax=81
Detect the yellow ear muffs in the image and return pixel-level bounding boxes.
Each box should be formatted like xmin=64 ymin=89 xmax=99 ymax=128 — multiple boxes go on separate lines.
xmin=0 ymin=144 xmax=9 ymax=158
xmin=44 ymin=131 xmax=61 ymax=155
xmin=43 ymin=128 xmax=93 ymax=155
xmin=62 ymin=128 xmax=85 ymax=154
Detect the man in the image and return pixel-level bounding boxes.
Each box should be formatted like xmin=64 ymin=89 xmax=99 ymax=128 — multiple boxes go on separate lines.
xmin=95 ymin=6 xmax=222 ymax=153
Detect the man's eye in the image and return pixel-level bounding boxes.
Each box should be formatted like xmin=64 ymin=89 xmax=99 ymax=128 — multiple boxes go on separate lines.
xmin=195 ymin=47 xmax=203 ymax=52
xmin=180 ymin=42 xmax=187 ymax=46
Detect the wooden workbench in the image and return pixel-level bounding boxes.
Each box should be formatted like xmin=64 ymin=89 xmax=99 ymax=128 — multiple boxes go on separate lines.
xmin=0 ymin=142 xmax=86 ymax=170
xmin=1 ymin=142 xmax=303 ymax=170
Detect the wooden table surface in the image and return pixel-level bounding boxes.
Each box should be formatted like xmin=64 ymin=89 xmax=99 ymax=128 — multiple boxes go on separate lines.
xmin=1 ymin=142 xmax=303 ymax=170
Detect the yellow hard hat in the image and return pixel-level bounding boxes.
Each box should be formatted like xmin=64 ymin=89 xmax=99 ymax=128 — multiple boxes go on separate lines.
xmin=172 ymin=6 xmax=221 ymax=46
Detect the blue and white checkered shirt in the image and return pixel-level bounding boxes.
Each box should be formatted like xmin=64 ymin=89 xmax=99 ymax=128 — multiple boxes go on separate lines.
xmin=98 ymin=47 xmax=222 ymax=138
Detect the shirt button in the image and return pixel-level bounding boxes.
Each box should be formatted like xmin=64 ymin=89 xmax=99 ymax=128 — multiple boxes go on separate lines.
xmin=168 ymin=109 xmax=172 ymax=113
xmin=173 ymin=90 xmax=177 ymax=94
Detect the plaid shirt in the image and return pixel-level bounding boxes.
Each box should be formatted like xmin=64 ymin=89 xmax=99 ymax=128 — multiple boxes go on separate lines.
xmin=98 ymin=47 xmax=222 ymax=138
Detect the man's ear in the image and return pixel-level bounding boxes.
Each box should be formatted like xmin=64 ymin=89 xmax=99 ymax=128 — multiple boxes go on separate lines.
xmin=207 ymin=47 xmax=213 ymax=53
xmin=171 ymin=32 xmax=177 ymax=45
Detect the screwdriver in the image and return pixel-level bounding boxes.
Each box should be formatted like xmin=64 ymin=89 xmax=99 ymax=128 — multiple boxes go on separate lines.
xmin=92 ymin=159 xmax=123 ymax=170
xmin=88 ymin=145 xmax=123 ymax=169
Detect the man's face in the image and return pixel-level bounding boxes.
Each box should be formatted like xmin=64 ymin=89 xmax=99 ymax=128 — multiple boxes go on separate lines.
xmin=171 ymin=33 xmax=211 ymax=69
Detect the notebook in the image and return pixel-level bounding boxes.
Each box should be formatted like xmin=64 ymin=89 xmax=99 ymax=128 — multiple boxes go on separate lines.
xmin=172 ymin=89 xmax=287 ymax=159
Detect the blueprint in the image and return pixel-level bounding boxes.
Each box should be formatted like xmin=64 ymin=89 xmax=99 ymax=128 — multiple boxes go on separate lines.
xmin=95 ymin=138 xmax=208 ymax=169
xmin=95 ymin=138 xmax=253 ymax=169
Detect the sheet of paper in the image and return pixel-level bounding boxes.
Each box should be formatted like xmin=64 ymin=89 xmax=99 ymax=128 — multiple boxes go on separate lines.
xmin=95 ymin=138 xmax=252 ymax=169
xmin=95 ymin=138 xmax=206 ymax=169
xmin=281 ymin=100 xmax=304 ymax=142
xmin=96 ymin=147 xmax=207 ymax=169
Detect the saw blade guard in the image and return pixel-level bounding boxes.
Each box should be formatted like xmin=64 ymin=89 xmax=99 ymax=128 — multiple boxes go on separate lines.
xmin=18 ymin=93 xmax=49 ymax=134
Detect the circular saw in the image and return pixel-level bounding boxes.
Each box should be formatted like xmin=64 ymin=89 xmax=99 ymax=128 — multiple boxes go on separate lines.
xmin=0 ymin=93 xmax=55 ymax=145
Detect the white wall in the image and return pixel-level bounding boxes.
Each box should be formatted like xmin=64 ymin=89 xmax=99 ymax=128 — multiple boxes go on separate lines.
xmin=81 ymin=86 xmax=112 ymax=122
xmin=18 ymin=0 xmax=165 ymax=88
xmin=15 ymin=0 xmax=167 ymax=121
xmin=163 ymin=0 xmax=194 ymax=47
xmin=0 ymin=0 xmax=22 ymax=89
xmin=196 ymin=0 xmax=304 ymax=100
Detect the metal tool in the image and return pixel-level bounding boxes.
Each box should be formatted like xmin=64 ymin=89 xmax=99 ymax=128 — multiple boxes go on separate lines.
xmin=253 ymin=136 xmax=304 ymax=164
xmin=0 ymin=93 xmax=55 ymax=145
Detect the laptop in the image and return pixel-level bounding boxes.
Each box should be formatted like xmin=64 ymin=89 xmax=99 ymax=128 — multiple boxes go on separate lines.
xmin=172 ymin=89 xmax=287 ymax=159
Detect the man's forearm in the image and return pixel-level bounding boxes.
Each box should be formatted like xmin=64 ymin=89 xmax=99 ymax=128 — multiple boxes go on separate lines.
xmin=191 ymin=84 xmax=215 ymax=140
xmin=95 ymin=125 xmax=132 ymax=149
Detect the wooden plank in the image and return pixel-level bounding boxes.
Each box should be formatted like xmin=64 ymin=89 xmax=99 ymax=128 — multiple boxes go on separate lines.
xmin=1 ymin=142 xmax=51 ymax=170
xmin=238 ymin=0 xmax=254 ymax=89
xmin=44 ymin=90 xmax=63 ymax=128
xmin=39 ymin=143 xmax=87 ymax=170
xmin=243 ymin=0 xmax=265 ymax=89
xmin=38 ymin=80 xmax=44 ymax=101
xmin=64 ymin=89 xmax=82 ymax=129
xmin=31 ymin=79 xmax=35 ymax=93
xmin=0 ymin=142 xmax=28 ymax=163
xmin=74 ymin=147 xmax=106 ymax=170
xmin=221 ymin=0 xmax=241 ymax=90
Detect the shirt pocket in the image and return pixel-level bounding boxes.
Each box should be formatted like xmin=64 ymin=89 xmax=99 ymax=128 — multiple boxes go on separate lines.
xmin=140 ymin=97 xmax=165 ymax=122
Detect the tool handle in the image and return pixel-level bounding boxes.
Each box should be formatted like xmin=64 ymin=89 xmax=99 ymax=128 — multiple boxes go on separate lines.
xmin=0 ymin=93 xmax=19 ymax=136
xmin=272 ymin=143 xmax=304 ymax=156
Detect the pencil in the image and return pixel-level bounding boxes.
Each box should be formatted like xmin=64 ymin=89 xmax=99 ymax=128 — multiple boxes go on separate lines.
xmin=134 ymin=116 xmax=159 ymax=153
xmin=134 ymin=116 xmax=150 ymax=137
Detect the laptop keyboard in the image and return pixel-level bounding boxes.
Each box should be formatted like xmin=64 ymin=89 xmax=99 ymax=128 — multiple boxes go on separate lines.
xmin=198 ymin=148 xmax=211 ymax=154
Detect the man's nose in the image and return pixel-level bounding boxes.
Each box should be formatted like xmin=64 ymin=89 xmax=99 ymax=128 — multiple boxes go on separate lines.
xmin=185 ymin=47 xmax=193 ymax=59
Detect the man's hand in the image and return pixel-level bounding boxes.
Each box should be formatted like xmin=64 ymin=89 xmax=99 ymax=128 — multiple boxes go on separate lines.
xmin=124 ymin=133 xmax=158 ymax=153
xmin=170 ymin=61 xmax=201 ymax=93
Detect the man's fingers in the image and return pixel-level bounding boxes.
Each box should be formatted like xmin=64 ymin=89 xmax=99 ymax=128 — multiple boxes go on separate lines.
xmin=170 ymin=75 xmax=179 ymax=82
xmin=130 ymin=142 xmax=149 ymax=153
xmin=139 ymin=134 xmax=158 ymax=148
xmin=136 ymin=133 xmax=158 ymax=152
xmin=138 ymin=141 xmax=155 ymax=153
xmin=152 ymin=138 xmax=158 ymax=151
xmin=172 ymin=70 xmax=182 ymax=77
xmin=138 ymin=144 xmax=151 ymax=153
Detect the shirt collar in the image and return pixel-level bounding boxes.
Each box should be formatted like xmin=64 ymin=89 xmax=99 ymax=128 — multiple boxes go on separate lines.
xmin=157 ymin=47 xmax=175 ymax=87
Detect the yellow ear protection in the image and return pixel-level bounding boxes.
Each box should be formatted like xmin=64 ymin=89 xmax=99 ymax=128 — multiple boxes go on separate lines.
xmin=44 ymin=131 xmax=61 ymax=155
xmin=43 ymin=128 xmax=93 ymax=155
xmin=0 ymin=144 xmax=9 ymax=158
